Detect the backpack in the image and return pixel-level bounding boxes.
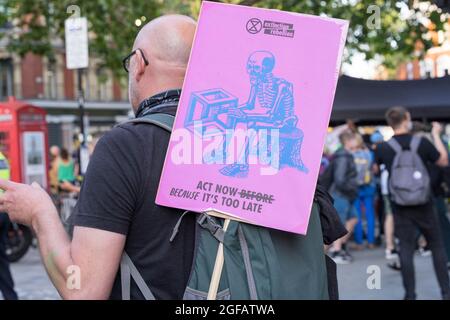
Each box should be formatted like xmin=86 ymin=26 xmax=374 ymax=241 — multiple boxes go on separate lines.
xmin=120 ymin=112 xmax=331 ymax=300
xmin=387 ymin=136 xmax=431 ymax=206
xmin=319 ymin=152 xmax=358 ymax=200
xmin=318 ymin=155 xmax=334 ymax=191
xmin=353 ymin=150 xmax=373 ymax=186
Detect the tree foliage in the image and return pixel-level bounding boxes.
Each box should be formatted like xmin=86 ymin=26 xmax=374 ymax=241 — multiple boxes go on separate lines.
xmin=170 ymin=0 xmax=450 ymax=70
xmin=0 ymin=0 xmax=161 ymax=78
xmin=0 ymin=0 xmax=448 ymax=77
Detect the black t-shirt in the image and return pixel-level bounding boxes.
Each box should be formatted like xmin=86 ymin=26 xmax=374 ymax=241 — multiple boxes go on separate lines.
xmin=70 ymin=105 xmax=195 ymax=300
xmin=374 ymin=134 xmax=440 ymax=175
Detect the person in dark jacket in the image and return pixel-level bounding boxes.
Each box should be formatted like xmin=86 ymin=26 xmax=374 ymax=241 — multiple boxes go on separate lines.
xmin=0 ymin=212 xmax=18 ymax=300
xmin=329 ymin=130 xmax=359 ymax=264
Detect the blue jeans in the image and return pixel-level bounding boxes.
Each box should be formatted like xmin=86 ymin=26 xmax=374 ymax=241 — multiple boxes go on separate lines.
xmin=354 ymin=185 xmax=376 ymax=245
xmin=434 ymin=196 xmax=450 ymax=263
xmin=332 ymin=193 xmax=357 ymax=225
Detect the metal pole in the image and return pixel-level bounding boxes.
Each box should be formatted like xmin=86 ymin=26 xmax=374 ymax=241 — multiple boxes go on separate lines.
xmin=77 ymin=68 xmax=86 ymax=175
xmin=78 ymin=68 xmax=85 ymax=144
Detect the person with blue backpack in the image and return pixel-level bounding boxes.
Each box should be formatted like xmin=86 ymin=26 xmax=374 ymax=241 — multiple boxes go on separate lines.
xmin=321 ymin=130 xmax=359 ymax=264
xmin=352 ymin=134 xmax=377 ymax=249
xmin=375 ymin=106 xmax=450 ymax=300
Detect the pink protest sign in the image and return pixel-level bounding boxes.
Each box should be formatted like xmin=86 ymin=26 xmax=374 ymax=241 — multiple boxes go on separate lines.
xmin=156 ymin=1 xmax=348 ymax=234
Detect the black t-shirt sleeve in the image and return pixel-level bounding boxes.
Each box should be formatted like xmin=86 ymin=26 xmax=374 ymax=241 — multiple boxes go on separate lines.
xmin=71 ymin=126 xmax=144 ymax=235
xmin=418 ymin=137 xmax=440 ymax=164
xmin=374 ymin=144 xmax=383 ymax=165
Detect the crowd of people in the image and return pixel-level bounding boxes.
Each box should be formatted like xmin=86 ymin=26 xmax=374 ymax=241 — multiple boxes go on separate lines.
xmin=49 ymin=146 xmax=81 ymax=197
xmin=321 ymin=106 xmax=450 ymax=300
xmin=0 ymin=144 xmax=82 ymax=300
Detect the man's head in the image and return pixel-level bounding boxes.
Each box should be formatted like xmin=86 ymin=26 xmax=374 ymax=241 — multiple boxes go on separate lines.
xmin=339 ymin=130 xmax=359 ymax=152
xmin=126 ymin=15 xmax=196 ymax=112
xmin=60 ymin=148 xmax=70 ymax=161
xmin=385 ymin=106 xmax=412 ymax=133
xmin=50 ymin=145 xmax=60 ymax=158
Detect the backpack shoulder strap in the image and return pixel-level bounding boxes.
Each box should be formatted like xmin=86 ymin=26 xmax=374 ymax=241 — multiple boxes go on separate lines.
xmin=410 ymin=135 xmax=421 ymax=153
xmin=118 ymin=111 xmax=175 ymax=300
xmin=126 ymin=112 xmax=175 ymax=132
xmin=237 ymin=224 xmax=258 ymax=300
xmin=387 ymin=138 xmax=402 ymax=154
xmin=121 ymin=251 xmax=156 ymax=300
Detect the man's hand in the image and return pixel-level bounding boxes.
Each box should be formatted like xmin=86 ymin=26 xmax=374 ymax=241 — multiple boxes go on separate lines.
xmin=0 ymin=179 xmax=57 ymax=226
xmin=0 ymin=179 xmax=125 ymax=299
xmin=431 ymin=121 xmax=443 ymax=137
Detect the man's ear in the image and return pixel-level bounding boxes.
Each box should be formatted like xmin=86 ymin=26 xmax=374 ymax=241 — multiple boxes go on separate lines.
xmin=133 ymin=50 xmax=146 ymax=82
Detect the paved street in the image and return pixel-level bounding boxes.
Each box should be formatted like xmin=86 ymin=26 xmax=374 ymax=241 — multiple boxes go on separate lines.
xmin=1 ymin=246 xmax=448 ymax=300
xmin=4 ymin=248 xmax=60 ymax=300
xmin=337 ymin=247 xmax=445 ymax=300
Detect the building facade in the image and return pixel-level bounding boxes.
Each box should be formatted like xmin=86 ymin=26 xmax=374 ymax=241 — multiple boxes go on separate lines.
xmin=0 ymin=35 xmax=130 ymax=153
xmin=396 ymin=18 xmax=450 ymax=80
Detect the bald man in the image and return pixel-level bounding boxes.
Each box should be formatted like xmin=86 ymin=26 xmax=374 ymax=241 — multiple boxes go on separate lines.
xmin=0 ymin=15 xmax=197 ymax=299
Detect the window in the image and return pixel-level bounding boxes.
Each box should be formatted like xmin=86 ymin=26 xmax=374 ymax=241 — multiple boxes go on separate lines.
xmin=0 ymin=58 xmax=14 ymax=99
xmin=419 ymin=60 xmax=427 ymax=78
xmin=436 ymin=55 xmax=450 ymax=77
xmin=46 ymin=58 xmax=57 ymax=99
xmin=420 ymin=58 xmax=435 ymax=78
xmin=96 ymin=67 xmax=108 ymax=101
xmin=406 ymin=62 xmax=414 ymax=79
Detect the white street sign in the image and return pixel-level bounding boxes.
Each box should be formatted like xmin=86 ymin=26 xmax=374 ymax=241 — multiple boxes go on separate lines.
xmin=65 ymin=17 xmax=89 ymax=69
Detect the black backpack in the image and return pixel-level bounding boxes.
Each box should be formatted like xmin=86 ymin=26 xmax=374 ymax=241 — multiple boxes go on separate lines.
xmin=319 ymin=157 xmax=335 ymax=191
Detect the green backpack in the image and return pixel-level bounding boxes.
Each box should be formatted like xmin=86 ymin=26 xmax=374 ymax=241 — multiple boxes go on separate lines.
xmin=120 ymin=112 xmax=329 ymax=300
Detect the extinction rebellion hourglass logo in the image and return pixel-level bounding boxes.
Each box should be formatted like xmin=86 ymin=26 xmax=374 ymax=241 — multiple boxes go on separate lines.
xmin=246 ymin=18 xmax=295 ymax=38
xmin=246 ymin=18 xmax=263 ymax=34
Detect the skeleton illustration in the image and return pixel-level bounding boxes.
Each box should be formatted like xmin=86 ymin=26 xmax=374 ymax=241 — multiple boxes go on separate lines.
xmin=185 ymin=50 xmax=308 ymax=178
xmin=239 ymin=51 xmax=297 ymax=130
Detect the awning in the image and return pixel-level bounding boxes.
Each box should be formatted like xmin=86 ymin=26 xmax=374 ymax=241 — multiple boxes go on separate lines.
xmin=25 ymin=99 xmax=130 ymax=111
xmin=24 ymin=75 xmax=450 ymax=125
xmin=332 ymin=75 xmax=450 ymax=124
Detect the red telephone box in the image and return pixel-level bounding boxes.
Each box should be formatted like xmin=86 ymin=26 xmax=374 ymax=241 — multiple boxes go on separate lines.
xmin=0 ymin=97 xmax=49 ymax=189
